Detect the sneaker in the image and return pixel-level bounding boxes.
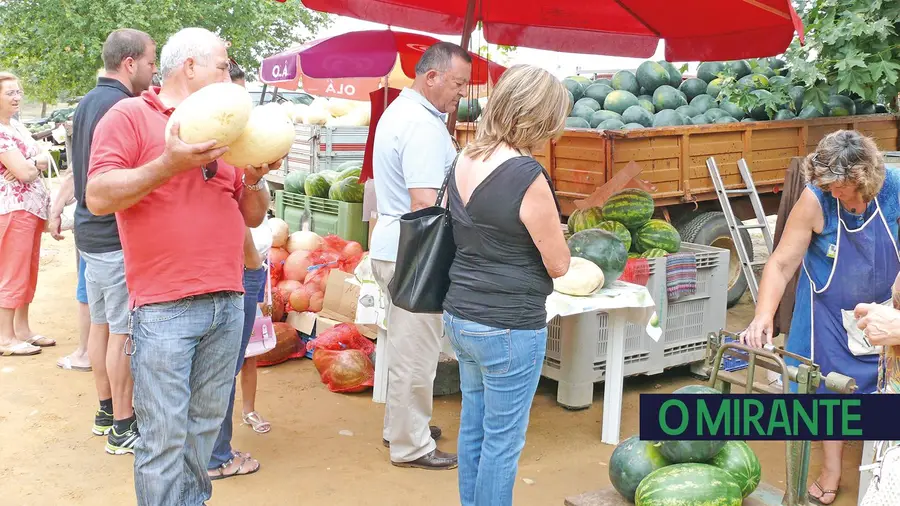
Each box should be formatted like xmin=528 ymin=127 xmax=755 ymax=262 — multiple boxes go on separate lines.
xmin=105 ymin=421 xmax=140 ymax=455
xmin=92 ymin=408 xmax=113 ymax=436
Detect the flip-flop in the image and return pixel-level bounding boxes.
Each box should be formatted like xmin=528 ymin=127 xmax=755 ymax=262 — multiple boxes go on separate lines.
xmin=0 ymin=341 xmax=42 ymax=356
xmin=808 ymin=480 xmax=838 ymax=505
xmin=25 ymin=335 xmax=56 ymax=347
xmin=56 ymin=355 xmax=92 ymax=372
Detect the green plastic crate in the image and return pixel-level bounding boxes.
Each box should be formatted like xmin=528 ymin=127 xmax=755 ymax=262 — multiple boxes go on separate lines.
xmin=274 ymin=190 xmax=368 ymax=250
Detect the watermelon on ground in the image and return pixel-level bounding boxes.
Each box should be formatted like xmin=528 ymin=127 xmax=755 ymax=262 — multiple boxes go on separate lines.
xmin=565 ymin=117 xmax=591 ymax=129
xmin=603 ymin=90 xmax=640 ymax=115
xmin=304 ymin=173 xmax=331 ymax=198
xmin=601 ymin=189 xmax=654 ymax=229
xmin=609 ymin=435 xmax=671 ymax=502
xmin=653 ymin=109 xmax=684 ymax=127
xmin=284 ymin=171 xmax=308 ymax=194
xmin=697 ymin=61 xmax=726 ymax=83
xmin=575 ymin=97 xmax=602 ymax=111
xmin=690 ymin=95 xmax=717 ymax=114
xmin=611 ymin=70 xmax=641 ymax=96
xmin=634 ymin=463 xmax=743 ymax=506
xmin=652 ymin=85 xmax=685 ymax=111
xmin=710 ymin=441 xmax=762 ymax=499
xmin=562 ymin=78 xmax=585 ymax=102
xmin=658 ymin=61 xmax=683 ymax=88
xmin=457 ymin=98 xmax=482 ymax=122
xmin=597 ymin=118 xmax=626 ymax=130
xmin=622 ymin=105 xmax=654 ymax=127
xmin=636 ymin=61 xmax=670 ymax=94
xmin=567 ymin=229 xmax=628 ymax=288
xmin=634 ymin=219 xmax=681 ymax=253
xmin=583 ymin=84 xmax=614 ymax=107
xmin=590 ymin=110 xmax=623 ymax=128
xmin=566 ymin=206 xmax=604 ymax=235
xmin=597 ymin=220 xmax=632 ymax=251
xmin=679 ymin=78 xmax=708 ymax=101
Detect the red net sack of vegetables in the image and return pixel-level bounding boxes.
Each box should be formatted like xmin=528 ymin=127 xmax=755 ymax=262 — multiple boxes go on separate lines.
xmin=309 ymin=235 xmax=365 ymax=275
xmin=257 ymin=322 xmax=307 ymax=367
xmin=309 ymin=323 xmax=375 ymax=393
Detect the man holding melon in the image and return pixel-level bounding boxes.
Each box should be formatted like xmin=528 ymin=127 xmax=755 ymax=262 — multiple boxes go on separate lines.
xmin=85 ymin=27 xmax=280 ymax=506
xmin=370 ymin=42 xmax=472 ymax=470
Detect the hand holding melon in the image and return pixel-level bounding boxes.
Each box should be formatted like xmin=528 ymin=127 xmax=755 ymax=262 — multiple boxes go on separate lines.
xmin=161 ymin=120 xmax=230 ymax=176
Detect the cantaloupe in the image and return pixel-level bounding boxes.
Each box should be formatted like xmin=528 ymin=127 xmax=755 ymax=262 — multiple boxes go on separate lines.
xmin=221 ymin=103 xmax=295 ymax=168
xmin=286 ymin=230 xmax=322 ymax=253
xmin=166 ymin=82 xmax=251 ymax=147
xmin=553 ymin=256 xmax=605 ymax=296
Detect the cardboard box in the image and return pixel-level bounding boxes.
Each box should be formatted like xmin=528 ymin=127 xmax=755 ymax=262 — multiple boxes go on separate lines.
xmin=315 ymin=315 xmax=378 ymax=340
xmin=317 ymin=269 xmax=378 ymax=339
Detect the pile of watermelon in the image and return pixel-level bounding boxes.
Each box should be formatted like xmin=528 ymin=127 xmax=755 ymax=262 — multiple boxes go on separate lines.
xmin=563 ymin=57 xmax=891 ymax=132
xmin=284 ymin=161 xmax=364 ymax=204
xmin=565 ymin=189 xmax=681 ymax=281
xmin=608 ymin=385 xmax=762 ymax=506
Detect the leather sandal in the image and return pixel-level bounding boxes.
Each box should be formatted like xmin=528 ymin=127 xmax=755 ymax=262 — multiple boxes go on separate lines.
xmin=208 ymin=455 xmax=260 ymax=481
xmin=808 ymin=480 xmax=838 ymax=505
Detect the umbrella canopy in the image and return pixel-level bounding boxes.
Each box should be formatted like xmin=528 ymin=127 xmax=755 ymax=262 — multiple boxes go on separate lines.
xmin=259 ymin=29 xmax=506 ymax=91
xmin=300 ymin=0 xmax=804 ymax=61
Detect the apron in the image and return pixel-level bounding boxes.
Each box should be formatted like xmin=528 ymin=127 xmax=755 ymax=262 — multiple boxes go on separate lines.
xmin=803 ymin=197 xmax=900 ymax=394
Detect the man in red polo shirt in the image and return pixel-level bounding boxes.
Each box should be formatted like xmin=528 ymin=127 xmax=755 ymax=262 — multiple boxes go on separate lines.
xmin=85 ymin=27 xmax=277 ymax=506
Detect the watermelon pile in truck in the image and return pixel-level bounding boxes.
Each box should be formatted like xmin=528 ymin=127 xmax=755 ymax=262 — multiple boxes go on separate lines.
xmin=456 ymin=57 xmax=900 ymax=307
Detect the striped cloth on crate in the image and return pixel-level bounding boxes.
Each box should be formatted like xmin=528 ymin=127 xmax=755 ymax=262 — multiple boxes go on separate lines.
xmin=620 ymin=258 xmax=650 ymax=286
xmin=666 ymin=252 xmax=697 ymax=301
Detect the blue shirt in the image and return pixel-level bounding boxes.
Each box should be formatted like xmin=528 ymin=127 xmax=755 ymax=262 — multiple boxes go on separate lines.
xmin=369 ymin=88 xmax=457 ymax=262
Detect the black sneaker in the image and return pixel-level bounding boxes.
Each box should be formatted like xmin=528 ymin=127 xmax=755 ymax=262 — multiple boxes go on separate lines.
xmin=105 ymin=421 xmax=140 ymax=455
xmin=92 ymin=408 xmax=113 ymax=436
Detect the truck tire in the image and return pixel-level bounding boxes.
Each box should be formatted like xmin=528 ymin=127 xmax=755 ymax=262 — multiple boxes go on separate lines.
xmin=677 ymin=212 xmax=753 ymax=308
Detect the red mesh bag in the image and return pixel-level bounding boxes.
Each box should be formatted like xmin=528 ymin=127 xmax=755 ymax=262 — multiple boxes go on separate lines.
xmin=309 ymin=235 xmax=365 ymax=275
xmin=309 ymin=324 xmax=375 ymax=393
xmin=620 ymin=258 xmax=651 ymax=286
xmin=256 ymin=322 xmax=307 ymax=367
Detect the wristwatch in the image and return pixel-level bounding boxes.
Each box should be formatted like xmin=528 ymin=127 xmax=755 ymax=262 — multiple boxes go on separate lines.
xmin=242 ymin=174 xmax=268 ymax=192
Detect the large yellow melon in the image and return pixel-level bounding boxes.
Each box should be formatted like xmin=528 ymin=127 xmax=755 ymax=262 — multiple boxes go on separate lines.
xmin=166 ymin=82 xmax=252 ymax=147
xmin=221 ymin=103 xmax=295 ymax=168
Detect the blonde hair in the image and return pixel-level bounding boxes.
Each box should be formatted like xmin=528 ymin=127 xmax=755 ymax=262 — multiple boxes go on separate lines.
xmin=803 ymin=130 xmax=885 ymax=202
xmin=0 ymin=72 xmax=19 ymax=92
xmin=465 ymin=64 xmax=569 ymax=161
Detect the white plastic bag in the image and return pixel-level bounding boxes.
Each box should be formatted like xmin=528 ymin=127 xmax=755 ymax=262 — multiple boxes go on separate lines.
xmin=842 ymin=298 xmax=891 ymax=356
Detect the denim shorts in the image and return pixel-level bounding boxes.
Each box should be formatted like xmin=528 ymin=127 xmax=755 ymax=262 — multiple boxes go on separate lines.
xmin=81 ymin=249 xmax=130 ymax=335
xmin=76 ymin=253 xmax=88 ymax=305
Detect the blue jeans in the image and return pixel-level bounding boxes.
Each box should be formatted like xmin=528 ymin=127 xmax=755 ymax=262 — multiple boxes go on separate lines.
xmin=209 ymin=266 xmax=268 ymax=469
xmin=131 ymin=291 xmax=244 ymax=506
xmin=442 ymin=312 xmax=547 ymax=506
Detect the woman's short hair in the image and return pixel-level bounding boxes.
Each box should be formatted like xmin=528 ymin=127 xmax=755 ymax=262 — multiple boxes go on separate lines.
xmin=0 ymin=72 xmax=19 ymax=91
xmin=803 ymin=129 xmax=885 ymax=201
xmin=464 ymin=64 xmax=569 ymax=161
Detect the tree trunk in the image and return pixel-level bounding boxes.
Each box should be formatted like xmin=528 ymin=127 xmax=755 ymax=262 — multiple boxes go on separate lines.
xmin=40 ymin=102 xmax=47 ymax=118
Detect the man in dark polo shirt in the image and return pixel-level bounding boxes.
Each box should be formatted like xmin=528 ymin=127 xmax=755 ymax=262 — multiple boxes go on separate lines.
xmin=67 ymin=28 xmax=156 ymax=455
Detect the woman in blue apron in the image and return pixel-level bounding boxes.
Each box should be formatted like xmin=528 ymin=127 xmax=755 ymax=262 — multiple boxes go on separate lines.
xmin=743 ymin=130 xmax=900 ymax=505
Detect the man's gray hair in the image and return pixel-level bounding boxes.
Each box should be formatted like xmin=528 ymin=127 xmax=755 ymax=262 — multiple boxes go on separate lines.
xmin=415 ymin=42 xmax=472 ymax=75
xmin=159 ymin=27 xmax=223 ymax=79
xmin=102 ymin=29 xmax=153 ymax=72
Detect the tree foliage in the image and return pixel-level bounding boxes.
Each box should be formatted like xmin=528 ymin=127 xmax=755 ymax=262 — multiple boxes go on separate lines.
xmin=0 ymin=0 xmax=331 ymax=103
xmin=783 ymin=0 xmax=900 ymax=111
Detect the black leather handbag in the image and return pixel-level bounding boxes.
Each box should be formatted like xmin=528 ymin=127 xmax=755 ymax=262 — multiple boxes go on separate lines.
xmin=388 ymin=155 xmax=459 ymax=313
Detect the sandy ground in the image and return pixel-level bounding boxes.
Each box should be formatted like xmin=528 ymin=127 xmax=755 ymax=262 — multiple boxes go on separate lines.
xmin=0 ymin=206 xmax=864 ymax=506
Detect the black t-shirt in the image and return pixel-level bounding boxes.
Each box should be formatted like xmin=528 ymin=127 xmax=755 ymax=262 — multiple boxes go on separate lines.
xmin=443 ymin=156 xmax=559 ymax=330
xmin=72 ymin=77 xmax=133 ymax=253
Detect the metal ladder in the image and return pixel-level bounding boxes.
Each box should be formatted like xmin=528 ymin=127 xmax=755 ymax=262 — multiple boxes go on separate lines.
xmin=706 ymin=157 xmax=774 ymax=304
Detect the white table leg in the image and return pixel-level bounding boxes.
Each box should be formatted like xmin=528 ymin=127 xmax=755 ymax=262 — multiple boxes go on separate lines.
xmin=372 ymin=326 xmax=388 ymax=404
xmin=601 ymin=309 xmax=627 ymax=445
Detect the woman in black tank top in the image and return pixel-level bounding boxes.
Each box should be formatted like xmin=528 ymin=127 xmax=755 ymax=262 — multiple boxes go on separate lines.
xmin=441 ymin=64 xmax=571 ymax=506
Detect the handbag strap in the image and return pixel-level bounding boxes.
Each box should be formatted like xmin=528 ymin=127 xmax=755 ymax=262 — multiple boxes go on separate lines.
xmin=434 ymin=152 xmax=461 ymax=208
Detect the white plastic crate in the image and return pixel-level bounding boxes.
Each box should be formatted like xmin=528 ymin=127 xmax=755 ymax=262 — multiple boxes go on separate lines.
xmin=284 ymin=125 xmax=368 ymax=175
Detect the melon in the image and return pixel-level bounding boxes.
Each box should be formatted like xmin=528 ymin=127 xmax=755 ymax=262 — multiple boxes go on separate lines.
xmin=634 ymin=463 xmax=743 ymax=506
xmin=567 ymin=229 xmax=628 ymax=288
xmin=567 ymin=206 xmax=604 ymax=235
xmin=601 ymin=189 xmax=654 ymax=229
xmin=710 ymin=441 xmax=762 ymax=498
xmin=283 ymin=250 xmax=313 ymax=281
xmin=633 ymin=219 xmax=681 ymax=253
xmin=166 ymin=82 xmax=252 ymax=147
xmin=222 ymin=103 xmax=294 ymax=168
xmin=553 ymin=257 xmax=605 ymax=296
xmin=286 ymin=230 xmax=323 ymax=253
xmin=289 ymin=286 xmax=311 ymax=312
xmin=596 ymin=220 xmax=632 ymax=251
xmin=268 ymin=218 xmax=290 ymax=248
xmin=609 ymin=435 xmax=671 ymax=502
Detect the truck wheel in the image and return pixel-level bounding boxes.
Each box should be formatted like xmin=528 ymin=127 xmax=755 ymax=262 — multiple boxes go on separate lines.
xmin=677 ymin=212 xmax=753 ymax=308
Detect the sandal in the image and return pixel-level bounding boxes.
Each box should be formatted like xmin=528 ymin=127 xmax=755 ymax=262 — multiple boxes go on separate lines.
xmin=56 ymin=354 xmax=92 ymax=372
xmin=208 ymin=454 xmax=260 ymax=481
xmin=808 ymin=480 xmax=838 ymax=505
xmin=24 ymin=335 xmax=56 ymax=347
xmin=0 ymin=341 xmax=41 ymax=356
xmin=242 ymin=411 xmax=271 ymax=434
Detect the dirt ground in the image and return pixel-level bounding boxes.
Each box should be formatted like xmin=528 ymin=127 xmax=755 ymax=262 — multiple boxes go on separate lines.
xmin=0 ymin=204 xmax=864 ymax=506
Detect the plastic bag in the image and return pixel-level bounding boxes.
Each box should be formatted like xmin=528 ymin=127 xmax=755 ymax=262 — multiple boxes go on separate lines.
xmin=256 ymin=323 xmax=307 ymax=367
xmin=309 ymin=235 xmax=365 ymax=275
xmin=309 ymin=324 xmax=375 ymax=393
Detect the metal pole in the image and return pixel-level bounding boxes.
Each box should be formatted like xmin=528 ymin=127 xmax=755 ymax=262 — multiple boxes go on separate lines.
xmin=446 ymin=0 xmax=477 ymax=136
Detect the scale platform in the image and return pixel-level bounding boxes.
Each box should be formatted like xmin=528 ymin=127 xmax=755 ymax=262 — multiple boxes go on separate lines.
xmin=564 ymin=483 xmax=786 ymax=506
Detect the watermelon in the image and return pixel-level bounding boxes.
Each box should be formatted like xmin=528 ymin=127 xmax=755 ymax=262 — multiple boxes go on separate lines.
xmin=597 ymin=220 xmax=632 ymax=251
xmin=704 ymin=108 xmax=730 ymax=122
xmin=653 ymin=109 xmax=684 ymax=127
xmin=570 ymin=104 xmax=595 ymax=123
xmin=657 ymin=439 xmax=728 ymax=465
xmin=768 ymin=75 xmax=790 ymax=88
xmin=690 ymin=95 xmax=717 ymax=114
xmin=855 ymin=99 xmax=877 ymax=115
xmin=726 ymin=59 xmax=752 ymax=79
xmin=622 ymin=105 xmax=654 ymax=128
xmin=774 ymin=109 xmax=796 ymax=121
xmin=603 ymin=90 xmax=640 ymax=115
xmin=789 ymin=86 xmax=805 ymax=112
xmin=741 ymin=118 xmax=756 ymax=123
xmin=677 ymin=112 xmax=693 ymax=126
xmin=737 ymin=73 xmax=768 ymax=91
xmin=566 ymin=206 xmax=604 ymax=235
xmin=652 ymin=85 xmax=684 ymax=111
xmin=719 ymin=101 xmax=745 ymax=120
xmin=658 ymin=61 xmax=683 ymax=88
xmin=634 ymin=463 xmax=743 ymax=506
xmin=640 ymin=248 xmax=667 ymax=258
xmin=590 ymin=110 xmax=623 ymax=128
xmin=827 ymin=94 xmax=855 ymax=116
xmin=634 ymin=219 xmax=681 ymax=253
xmin=567 ymin=75 xmax=592 ymax=87
xmin=876 ymin=104 xmax=888 ymax=113
xmin=337 ymin=165 xmax=362 ymax=181
xmin=679 ymin=78 xmax=708 ymax=101
xmin=566 ymin=89 xmax=575 ymax=113
xmin=674 ymin=384 xmax=721 ymax=394
xmin=601 ymin=189 xmax=654 ymax=229
xmin=797 ymin=104 xmax=825 ymax=119
xmin=715 ymin=116 xmax=738 ymax=124
xmin=623 ymin=123 xmax=645 ymax=130
xmin=335 ymin=160 xmax=361 ymax=172
xmin=567 ymin=229 xmax=628 ymax=287
xmin=609 ymin=435 xmax=671 ymax=502
xmin=676 ymin=105 xmax=699 ymax=118
xmin=565 ymin=117 xmax=591 ymax=129
xmin=457 ymin=98 xmax=482 ymax=122
xmin=697 ymin=61 xmax=726 ymax=83
xmin=748 ymin=90 xmax=773 ymax=120
xmin=638 ymin=98 xmax=655 ymax=114
xmin=583 ymin=83 xmax=615 ymax=107
xmin=710 ymin=441 xmax=762 ymax=498
xmin=691 ymin=115 xmax=711 ymax=125
xmin=628 ymin=252 xmax=641 ymax=259
xmin=284 ymin=171 xmax=308 ymax=194
xmin=593 ymin=78 xmax=613 ymax=88
xmin=768 ymin=57 xmax=786 ymax=71
xmin=330 ymin=177 xmax=365 ymax=203
xmin=562 ymin=78 xmax=585 ymax=102
xmin=304 ymin=173 xmax=331 ymax=198
xmin=636 ymin=61 xmax=670 ymax=94
xmin=611 ymin=70 xmax=641 ymax=96
xmin=575 ymin=97 xmax=602 ymax=111
xmin=597 ymin=118 xmax=626 ymax=130
xmin=319 ymin=170 xmax=339 ymax=184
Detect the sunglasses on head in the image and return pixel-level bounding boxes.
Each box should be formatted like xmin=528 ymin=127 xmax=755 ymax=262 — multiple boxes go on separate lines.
xmin=811 ymin=151 xmax=851 ymax=177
